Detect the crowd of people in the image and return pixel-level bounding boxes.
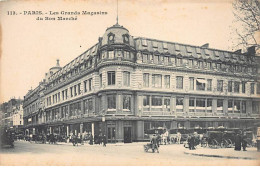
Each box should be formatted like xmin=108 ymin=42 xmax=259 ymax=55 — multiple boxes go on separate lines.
xmin=18 ymin=131 xmax=108 ymax=147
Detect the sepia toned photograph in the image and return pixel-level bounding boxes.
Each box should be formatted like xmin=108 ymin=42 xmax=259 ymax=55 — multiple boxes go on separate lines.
xmin=0 ymin=0 xmax=260 ymax=166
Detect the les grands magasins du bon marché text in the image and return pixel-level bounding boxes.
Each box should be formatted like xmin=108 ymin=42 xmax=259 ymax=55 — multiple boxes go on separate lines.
xmin=7 ymin=10 xmax=108 ymax=16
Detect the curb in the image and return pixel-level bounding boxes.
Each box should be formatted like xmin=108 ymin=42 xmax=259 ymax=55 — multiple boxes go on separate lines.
xmin=184 ymin=151 xmax=257 ymax=160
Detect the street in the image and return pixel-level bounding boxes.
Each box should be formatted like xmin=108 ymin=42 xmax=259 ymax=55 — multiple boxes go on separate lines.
xmin=0 ymin=141 xmax=259 ymax=166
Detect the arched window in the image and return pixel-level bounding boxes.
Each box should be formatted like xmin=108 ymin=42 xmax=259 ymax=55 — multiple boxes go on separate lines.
xmin=122 ymin=34 xmax=129 ymax=44
xmin=108 ymin=33 xmax=115 ymax=44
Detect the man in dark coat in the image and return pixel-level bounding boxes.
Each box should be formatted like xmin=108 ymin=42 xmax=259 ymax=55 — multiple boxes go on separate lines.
xmin=187 ymin=135 xmax=192 ymax=150
xmin=103 ymin=135 xmax=107 ymax=147
xmin=242 ymin=134 xmax=247 ymax=151
xmin=234 ymin=134 xmax=241 ymax=151
xmin=89 ymin=134 xmax=93 ymax=145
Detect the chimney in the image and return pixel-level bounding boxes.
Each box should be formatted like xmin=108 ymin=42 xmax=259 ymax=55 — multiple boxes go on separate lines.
xmin=201 ymin=43 xmax=209 ymax=48
xmin=247 ymin=46 xmax=256 ymax=55
xmin=56 ymin=59 xmax=60 ymax=67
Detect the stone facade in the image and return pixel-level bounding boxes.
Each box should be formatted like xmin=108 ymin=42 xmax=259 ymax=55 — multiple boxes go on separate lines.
xmin=23 ymin=23 xmax=260 ymax=142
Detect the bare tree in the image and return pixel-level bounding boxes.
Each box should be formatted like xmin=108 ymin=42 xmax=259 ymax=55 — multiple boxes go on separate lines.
xmin=232 ymin=0 xmax=260 ymax=54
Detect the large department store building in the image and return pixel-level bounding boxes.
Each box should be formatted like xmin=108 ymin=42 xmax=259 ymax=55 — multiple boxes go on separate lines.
xmin=23 ymin=23 xmax=260 ymax=143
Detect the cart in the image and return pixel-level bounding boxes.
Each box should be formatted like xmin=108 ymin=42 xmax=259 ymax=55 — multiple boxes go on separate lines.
xmin=143 ymin=143 xmax=159 ymax=153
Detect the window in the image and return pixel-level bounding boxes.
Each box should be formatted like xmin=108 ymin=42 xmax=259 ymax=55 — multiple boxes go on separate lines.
xmin=164 ymin=75 xmax=170 ymax=88
xmin=242 ymin=101 xmax=246 ymax=113
xmin=207 ymin=62 xmax=212 ymax=70
xmin=196 ymin=78 xmax=206 ymax=91
xmin=108 ymin=51 xmax=114 ymax=59
xmin=53 ymin=95 xmax=55 ymax=104
xmin=84 ymin=80 xmax=87 ymax=92
xmin=124 ymin=51 xmax=130 ymax=59
xmin=74 ymin=85 xmax=77 ymax=96
xmin=234 ymin=100 xmax=241 ymax=113
xmin=257 ymin=83 xmax=260 ymax=94
xmin=176 ymin=76 xmax=183 ymax=89
xmin=234 ymin=81 xmax=240 ymax=93
xmin=252 ymin=101 xmax=260 ymax=114
xmin=196 ymin=98 xmax=206 ymax=112
xmin=188 ymin=59 xmax=193 ymax=67
xmin=152 ymin=74 xmax=162 ymax=88
xmin=108 ymin=71 xmax=116 ymax=85
xmin=164 ymin=98 xmax=170 ymax=111
xmin=65 ymin=89 xmax=68 ymax=99
xmin=207 ymin=98 xmax=212 ymax=113
xmin=217 ymin=63 xmax=221 ymax=70
xmin=142 ymin=54 xmax=148 ymax=63
xmin=143 ymin=96 xmax=150 ymax=111
xmin=164 ymin=56 xmax=169 ymax=65
xmin=149 ymin=55 xmax=154 ymax=63
xmin=154 ymin=55 xmax=159 ymax=64
xmin=84 ymin=98 xmax=93 ymax=114
xmin=89 ymin=78 xmax=92 ymax=91
xmin=228 ymin=81 xmax=233 ymax=92
xmin=176 ymin=58 xmax=182 ymax=66
xmin=123 ymin=95 xmax=131 ymax=110
xmin=107 ymin=95 xmax=116 ymax=110
xmin=189 ymin=77 xmax=194 ymax=90
xmin=217 ymin=99 xmax=223 ymax=113
xmin=151 ymin=96 xmax=163 ymax=111
xmin=197 ymin=61 xmax=203 ymax=69
xmin=70 ymin=87 xmax=73 ymax=97
xmin=207 ymin=79 xmax=212 ymax=91
xmin=62 ymin=91 xmax=64 ymax=100
xmin=143 ymin=73 xmax=149 ymax=87
xmin=251 ymin=83 xmax=255 ymax=94
xmin=242 ymin=82 xmax=246 ymax=93
xmin=99 ymin=74 xmax=102 ymax=87
xmin=228 ymin=100 xmax=233 ymax=113
xmin=176 ymin=97 xmax=184 ymax=112
xmin=108 ymin=34 xmax=114 ymax=44
xmin=189 ymin=98 xmax=195 ymax=112
xmin=123 ymin=71 xmax=130 ymax=86
xmin=78 ymin=83 xmax=81 ymax=95
xmin=217 ymin=80 xmax=223 ymax=92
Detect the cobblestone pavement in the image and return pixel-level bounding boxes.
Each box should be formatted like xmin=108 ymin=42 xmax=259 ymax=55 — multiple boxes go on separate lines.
xmin=0 ymin=141 xmax=259 ymax=165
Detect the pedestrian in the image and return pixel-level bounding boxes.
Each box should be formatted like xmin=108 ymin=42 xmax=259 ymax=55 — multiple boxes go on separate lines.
xmin=89 ymin=134 xmax=93 ymax=145
xmin=103 ymin=135 xmax=107 ymax=147
xmin=177 ymin=132 xmax=181 ymax=144
xmin=98 ymin=134 xmax=102 ymax=145
xmin=191 ymin=135 xmax=195 ymax=150
xmin=242 ymin=133 xmax=247 ymax=151
xmin=151 ymin=134 xmax=159 ymax=153
xmin=187 ymin=134 xmax=192 ymax=150
xmin=234 ymin=133 xmax=242 ymax=151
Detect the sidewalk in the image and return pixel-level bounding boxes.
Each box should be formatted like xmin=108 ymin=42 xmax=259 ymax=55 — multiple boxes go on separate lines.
xmin=183 ymin=146 xmax=260 ymax=160
xmin=56 ymin=141 xmax=146 ymax=147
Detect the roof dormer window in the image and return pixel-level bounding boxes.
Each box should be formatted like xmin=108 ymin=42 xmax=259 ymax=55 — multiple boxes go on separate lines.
xmin=108 ymin=33 xmax=115 ymax=44
xmin=122 ymin=34 xmax=129 ymax=44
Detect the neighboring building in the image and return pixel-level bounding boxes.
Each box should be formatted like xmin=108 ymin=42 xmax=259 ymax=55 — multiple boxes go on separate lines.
xmin=23 ymin=23 xmax=260 ymax=143
xmin=1 ymin=98 xmax=23 ymax=131
xmin=12 ymin=104 xmax=24 ymax=126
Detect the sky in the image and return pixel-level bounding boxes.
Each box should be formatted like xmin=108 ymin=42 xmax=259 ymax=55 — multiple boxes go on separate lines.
xmin=0 ymin=0 xmax=239 ymax=103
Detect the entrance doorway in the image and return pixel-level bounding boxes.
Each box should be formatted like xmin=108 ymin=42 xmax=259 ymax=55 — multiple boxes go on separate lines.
xmin=124 ymin=127 xmax=132 ymax=143
xmin=107 ymin=127 xmax=116 ymax=143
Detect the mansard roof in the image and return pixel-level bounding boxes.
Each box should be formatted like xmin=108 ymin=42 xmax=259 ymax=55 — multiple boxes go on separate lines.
xmin=48 ymin=43 xmax=99 ymax=83
xmin=134 ymin=37 xmax=252 ymax=64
